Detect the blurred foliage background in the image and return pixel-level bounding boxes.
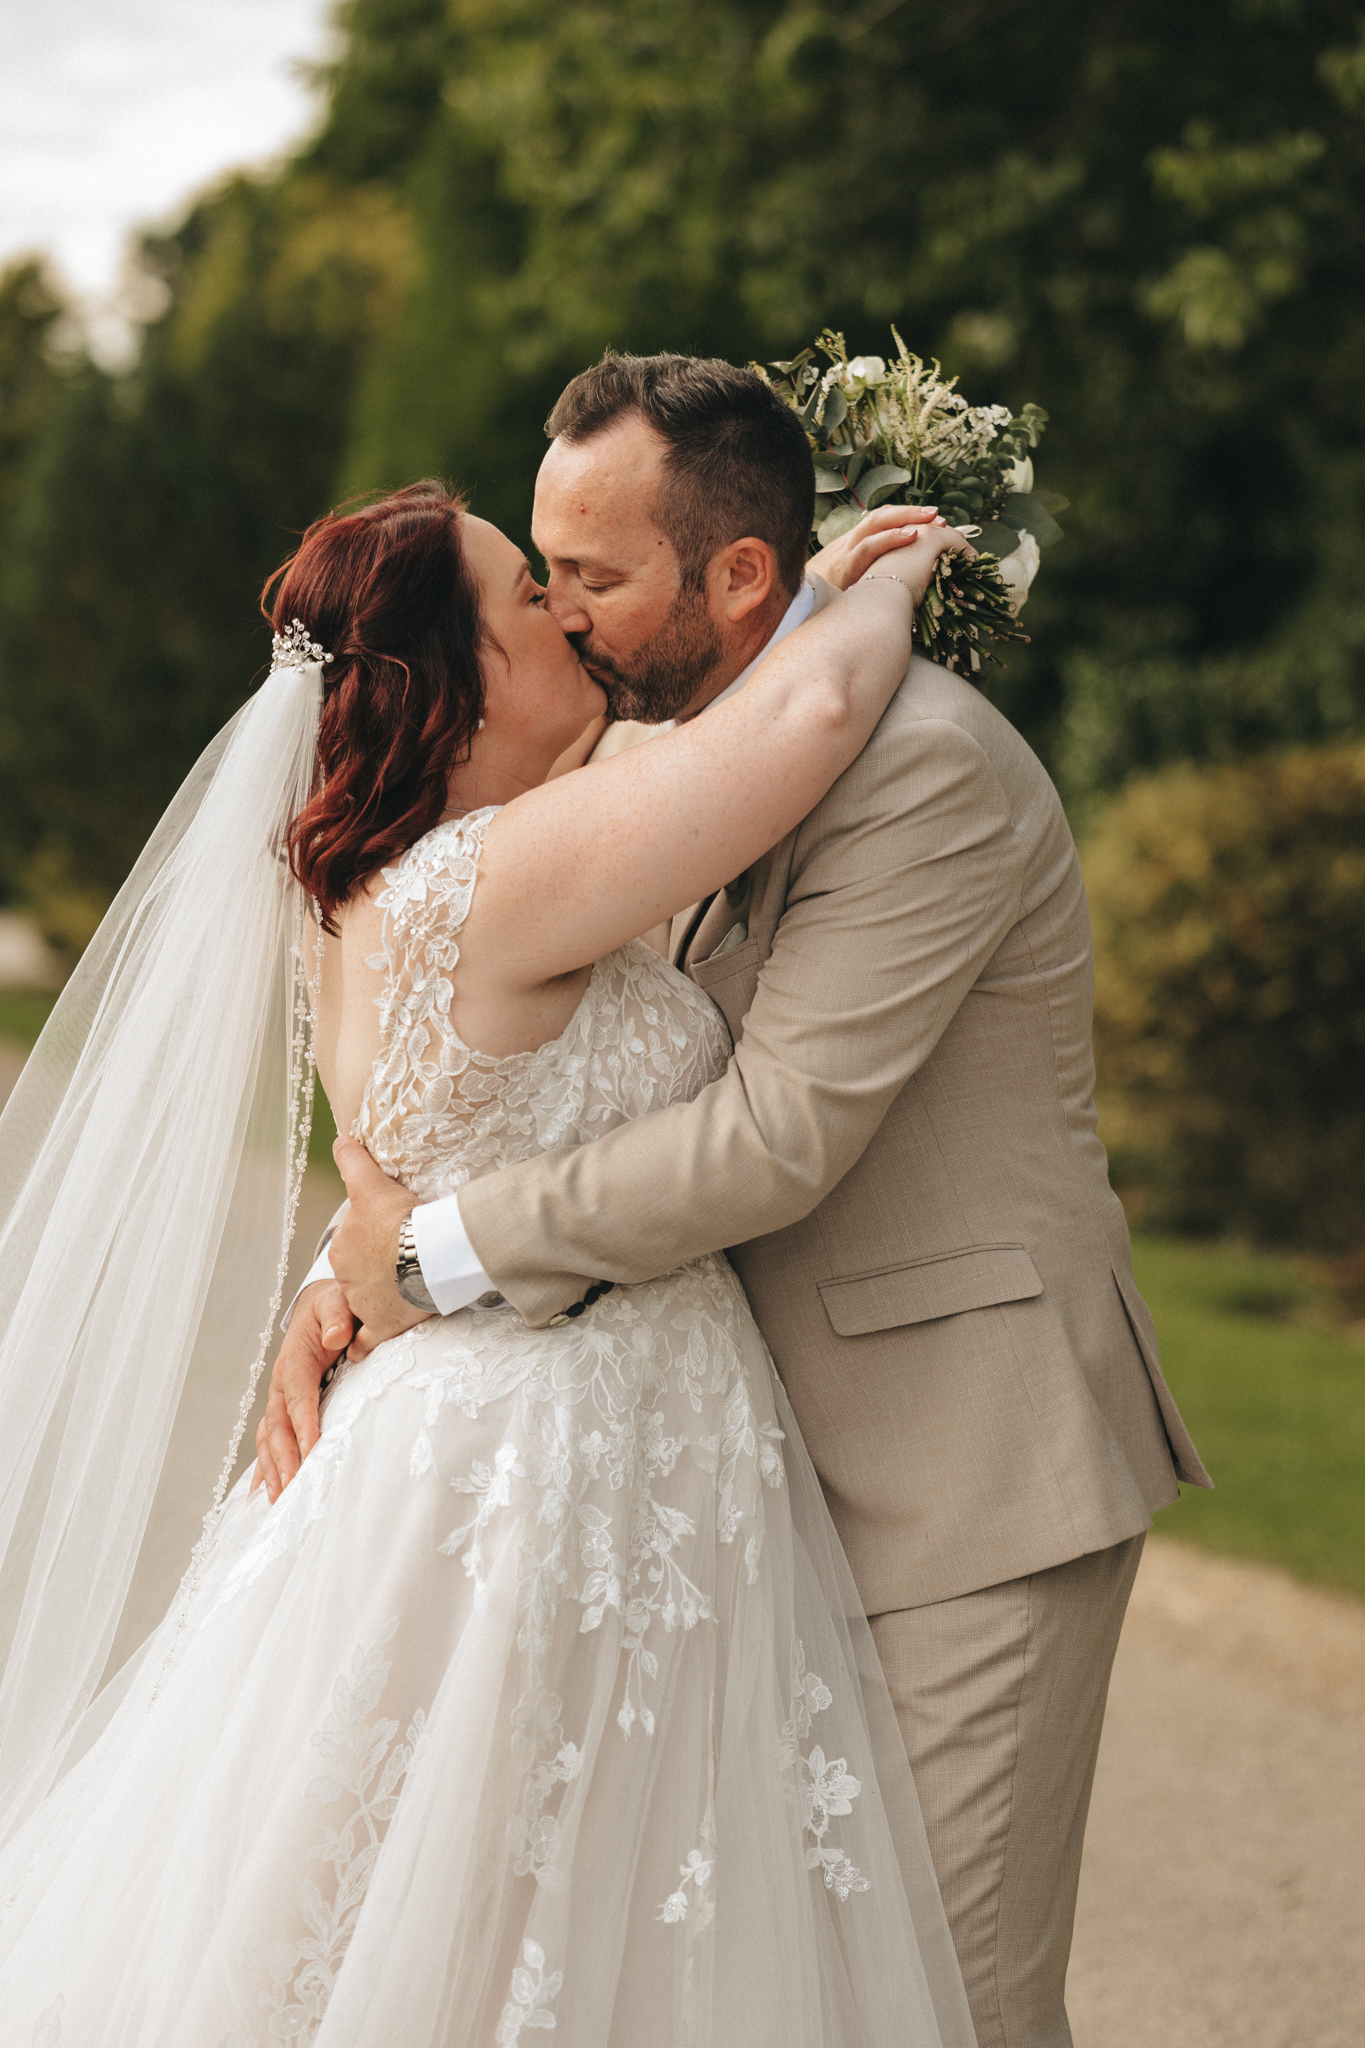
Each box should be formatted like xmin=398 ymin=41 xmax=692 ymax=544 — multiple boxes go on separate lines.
xmin=1 ymin=0 xmax=1364 ymax=1255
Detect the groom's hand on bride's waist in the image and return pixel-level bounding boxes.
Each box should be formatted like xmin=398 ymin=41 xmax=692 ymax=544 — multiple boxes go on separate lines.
xmin=328 ymin=1136 xmax=434 ymax=1343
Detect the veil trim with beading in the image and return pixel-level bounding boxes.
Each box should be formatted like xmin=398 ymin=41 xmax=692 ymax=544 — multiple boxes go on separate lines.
xmin=0 ymin=659 xmax=321 ymax=1844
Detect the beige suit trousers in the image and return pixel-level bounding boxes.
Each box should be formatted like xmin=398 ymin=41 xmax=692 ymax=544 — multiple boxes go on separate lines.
xmin=871 ymin=1534 xmax=1145 ymax=2048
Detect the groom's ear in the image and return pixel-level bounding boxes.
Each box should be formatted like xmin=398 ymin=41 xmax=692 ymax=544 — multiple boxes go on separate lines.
xmin=707 ymin=536 xmax=779 ymax=624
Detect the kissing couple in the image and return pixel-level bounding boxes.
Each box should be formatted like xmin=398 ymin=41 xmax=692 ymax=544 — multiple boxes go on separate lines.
xmin=0 ymin=352 xmax=1206 ymax=2047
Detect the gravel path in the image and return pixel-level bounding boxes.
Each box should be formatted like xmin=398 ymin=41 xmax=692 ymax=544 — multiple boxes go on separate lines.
xmin=1069 ymin=1536 xmax=1365 ymax=2046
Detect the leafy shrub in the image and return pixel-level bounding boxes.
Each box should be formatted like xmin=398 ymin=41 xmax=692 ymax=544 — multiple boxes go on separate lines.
xmin=1085 ymin=741 xmax=1365 ymax=1246
xmin=1059 ymin=603 xmax=1365 ymax=810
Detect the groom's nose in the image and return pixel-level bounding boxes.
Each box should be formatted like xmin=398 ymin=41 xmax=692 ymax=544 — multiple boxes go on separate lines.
xmin=543 ymin=574 xmax=592 ymax=635
xmin=566 ymin=629 xmax=606 ymax=671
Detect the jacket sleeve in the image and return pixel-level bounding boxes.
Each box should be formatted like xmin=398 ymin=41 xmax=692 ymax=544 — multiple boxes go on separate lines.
xmin=458 ymin=716 xmax=1026 ymax=1326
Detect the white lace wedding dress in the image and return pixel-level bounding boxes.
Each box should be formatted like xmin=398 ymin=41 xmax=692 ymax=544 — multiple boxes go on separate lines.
xmin=0 ymin=813 xmax=962 ymax=2048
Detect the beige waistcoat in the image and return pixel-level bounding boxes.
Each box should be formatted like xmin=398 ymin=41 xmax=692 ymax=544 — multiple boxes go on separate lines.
xmin=461 ymin=588 xmax=1210 ymax=1612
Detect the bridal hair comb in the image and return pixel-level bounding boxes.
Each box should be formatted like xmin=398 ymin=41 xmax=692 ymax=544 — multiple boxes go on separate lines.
xmin=271 ymin=618 xmax=335 ymax=672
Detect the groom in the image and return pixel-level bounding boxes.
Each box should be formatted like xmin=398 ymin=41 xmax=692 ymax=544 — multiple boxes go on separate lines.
xmin=270 ymin=353 xmax=1209 ymax=2047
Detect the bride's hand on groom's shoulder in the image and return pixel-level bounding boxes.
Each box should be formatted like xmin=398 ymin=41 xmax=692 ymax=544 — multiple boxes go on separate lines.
xmin=809 ymin=502 xmax=974 ymax=597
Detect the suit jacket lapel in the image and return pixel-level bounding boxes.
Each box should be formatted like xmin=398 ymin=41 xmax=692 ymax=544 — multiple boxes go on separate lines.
xmin=671 ymin=897 xmax=715 ymax=971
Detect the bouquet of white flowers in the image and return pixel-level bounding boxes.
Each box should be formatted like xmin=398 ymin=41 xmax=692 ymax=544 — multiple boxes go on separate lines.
xmin=756 ymin=329 xmax=1068 ymax=678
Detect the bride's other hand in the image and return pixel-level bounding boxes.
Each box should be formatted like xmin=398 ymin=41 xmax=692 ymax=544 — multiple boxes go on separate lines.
xmin=329 ymin=1136 xmax=435 ymax=1344
xmin=809 ymin=503 xmax=972 ymax=593
xmin=251 ymin=1280 xmax=355 ymax=1503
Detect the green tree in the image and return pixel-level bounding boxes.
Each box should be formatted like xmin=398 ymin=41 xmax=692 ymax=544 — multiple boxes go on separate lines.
xmin=4 ymin=0 xmax=1365 ymax=931
xmin=0 ymin=261 xmax=66 ymax=537
xmin=0 ymin=164 xmax=414 ymax=942
xmin=334 ymin=0 xmax=1365 ymax=782
xmin=0 ymin=259 xmax=70 ymax=896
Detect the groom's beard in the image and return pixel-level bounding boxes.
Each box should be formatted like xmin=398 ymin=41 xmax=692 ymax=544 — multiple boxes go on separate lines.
xmin=573 ymin=585 xmax=725 ymax=724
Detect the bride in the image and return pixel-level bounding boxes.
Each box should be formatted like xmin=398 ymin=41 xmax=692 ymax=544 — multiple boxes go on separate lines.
xmin=0 ymin=480 xmax=973 ymax=2046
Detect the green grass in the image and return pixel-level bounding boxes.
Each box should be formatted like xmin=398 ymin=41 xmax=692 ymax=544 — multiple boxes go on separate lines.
xmin=1135 ymin=1233 xmax=1365 ymax=1600
xmin=307 ymin=1075 xmax=342 ymax=1175
xmin=0 ymin=989 xmax=57 ymax=1045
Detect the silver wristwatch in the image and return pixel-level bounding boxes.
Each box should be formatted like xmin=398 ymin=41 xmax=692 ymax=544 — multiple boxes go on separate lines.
xmin=395 ymin=1213 xmax=436 ymax=1311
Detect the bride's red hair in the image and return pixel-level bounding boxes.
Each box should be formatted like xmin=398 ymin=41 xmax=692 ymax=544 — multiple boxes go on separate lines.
xmin=267 ymin=480 xmax=485 ymax=931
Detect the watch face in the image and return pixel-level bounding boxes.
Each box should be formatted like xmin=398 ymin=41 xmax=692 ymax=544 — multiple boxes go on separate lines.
xmin=397 ymin=1269 xmax=435 ymax=1312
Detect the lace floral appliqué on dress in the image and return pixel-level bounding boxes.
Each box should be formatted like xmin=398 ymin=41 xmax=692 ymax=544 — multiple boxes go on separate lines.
xmin=0 ymin=808 xmax=963 ymax=2048
xmin=356 ymin=809 xmax=729 ymax=1205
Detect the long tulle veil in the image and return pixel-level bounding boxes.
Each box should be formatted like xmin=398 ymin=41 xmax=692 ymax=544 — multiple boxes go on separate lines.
xmin=0 ymin=655 xmax=323 ymax=1846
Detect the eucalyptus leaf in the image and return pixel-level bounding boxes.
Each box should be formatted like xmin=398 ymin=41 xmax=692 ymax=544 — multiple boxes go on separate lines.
xmin=813 ymin=467 xmax=847 ymax=494
xmin=852 ymin=463 xmax=911 ymax=509
xmin=976 ymin=519 xmax=1021 ymax=556
xmin=820 ymin=386 xmax=848 ymax=433
xmin=817 ymin=502 xmax=864 ymax=545
xmin=1001 ymin=493 xmax=1065 ymax=547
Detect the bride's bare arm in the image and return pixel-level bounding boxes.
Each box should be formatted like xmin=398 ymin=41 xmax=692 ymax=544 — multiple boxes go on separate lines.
xmin=467 ymin=540 xmax=961 ymax=991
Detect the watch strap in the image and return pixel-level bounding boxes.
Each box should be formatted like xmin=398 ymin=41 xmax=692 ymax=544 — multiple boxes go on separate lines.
xmin=395 ymin=1212 xmax=436 ymax=1312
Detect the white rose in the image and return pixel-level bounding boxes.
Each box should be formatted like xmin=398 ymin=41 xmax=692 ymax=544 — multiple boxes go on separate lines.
xmin=845 ymin=355 xmax=887 ymax=386
xmin=994 ymin=530 xmax=1041 ymax=613
xmin=1005 ymin=455 xmax=1034 ymax=494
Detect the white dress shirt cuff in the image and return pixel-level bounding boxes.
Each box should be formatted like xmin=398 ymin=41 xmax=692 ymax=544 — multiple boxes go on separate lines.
xmin=281 ymin=1243 xmax=337 ymax=1331
xmin=411 ymin=1193 xmax=497 ymax=1315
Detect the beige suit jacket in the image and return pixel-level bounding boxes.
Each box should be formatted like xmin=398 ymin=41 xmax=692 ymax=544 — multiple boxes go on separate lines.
xmin=461 ymin=581 xmax=1210 ymax=1612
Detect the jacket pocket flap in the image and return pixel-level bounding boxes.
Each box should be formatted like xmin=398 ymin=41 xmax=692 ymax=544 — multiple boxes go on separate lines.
xmin=817 ymin=1246 xmax=1042 ymax=1337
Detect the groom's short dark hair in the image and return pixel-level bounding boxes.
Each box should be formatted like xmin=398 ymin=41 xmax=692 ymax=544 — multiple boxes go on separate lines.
xmin=546 ymin=353 xmax=814 ymax=595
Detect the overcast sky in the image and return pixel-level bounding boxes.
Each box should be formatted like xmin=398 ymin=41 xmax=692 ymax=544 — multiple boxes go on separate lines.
xmin=1 ymin=0 xmax=336 ymax=320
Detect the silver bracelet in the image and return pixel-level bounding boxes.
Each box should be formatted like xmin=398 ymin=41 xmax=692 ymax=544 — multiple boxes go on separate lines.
xmin=858 ymin=572 xmax=912 ymax=591
xmin=396 ymin=1212 xmax=436 ymax=1311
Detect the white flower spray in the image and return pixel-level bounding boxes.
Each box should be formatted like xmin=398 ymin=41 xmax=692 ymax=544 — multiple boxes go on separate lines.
xmin=756 ymin=328 xmax=1068 ymax=678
